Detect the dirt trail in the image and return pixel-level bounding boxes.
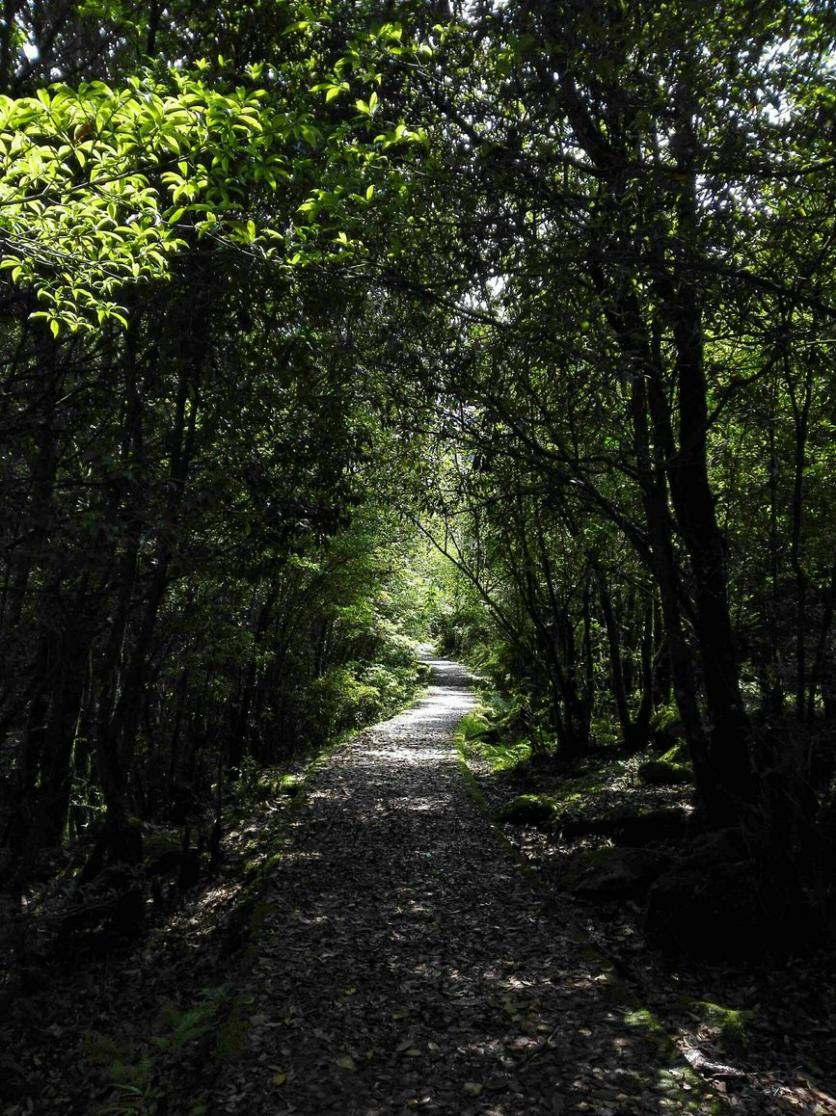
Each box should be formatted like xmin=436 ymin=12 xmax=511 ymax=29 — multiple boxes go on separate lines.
xmin=216 ymin=658 xmax=682 ymax=1115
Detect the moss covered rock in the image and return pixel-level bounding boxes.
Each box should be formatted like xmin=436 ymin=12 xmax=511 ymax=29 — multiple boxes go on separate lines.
xmin=495 ymin=794 xmax=555 ymax=829
xmin=638 ymin=759 xmax=692 ymax=786
xmin=278 ymin=774 xmax=304 ymax=797
xmin=660 ymin=742 xmax=690 ymax=767
xmin=688 ymin=1000 xmax=751 ymax=1053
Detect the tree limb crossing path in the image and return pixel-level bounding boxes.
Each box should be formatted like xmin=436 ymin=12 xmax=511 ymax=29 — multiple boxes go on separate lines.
xmin=217 ymin=658 xmax=676 ymax=1115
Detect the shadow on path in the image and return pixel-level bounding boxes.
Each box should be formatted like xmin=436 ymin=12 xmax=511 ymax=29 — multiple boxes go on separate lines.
xmin=217 ymin=658 xmax=695 ymax=1115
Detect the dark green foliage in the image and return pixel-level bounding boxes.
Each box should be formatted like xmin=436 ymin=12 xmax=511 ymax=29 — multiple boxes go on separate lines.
xmin=0 ymin=0 xmax=834 ymax=976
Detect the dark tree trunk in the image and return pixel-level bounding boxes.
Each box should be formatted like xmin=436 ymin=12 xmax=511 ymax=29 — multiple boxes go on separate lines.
xmin=662 ymin=105 xmax=755 ymax=813
xmin=784 ymin=353 xmax=813 ymax=720
xmin=597 ymin=571 xmax=632 ymax=746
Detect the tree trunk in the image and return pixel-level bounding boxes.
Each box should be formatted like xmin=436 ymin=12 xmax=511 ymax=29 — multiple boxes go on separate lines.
xmin=597 ymin=571 xmax=632 ymax=746
xmin=662 ymin=100 xmax=754 ymax=812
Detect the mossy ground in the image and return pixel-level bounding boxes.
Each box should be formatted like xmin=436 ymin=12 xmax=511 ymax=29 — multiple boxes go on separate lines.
xmin=456 ymin=716 xmax=725 ymax=1114
xmin=45 ymin=712 xmax=354 ymax=1115
xmin=684 ymin=999 xmax=751 ymax=1054
xmin=456 ymin=707 xmax=836 ymax=1115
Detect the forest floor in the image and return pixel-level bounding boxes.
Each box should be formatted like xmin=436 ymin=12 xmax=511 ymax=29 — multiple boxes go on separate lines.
xmin=464 ymin=729 xmax=836 ymax=1116
xmin=206 ymin=657 xmax=735 ymax=1116
xmin=3 ymin=658 xmax=834 ymax=1115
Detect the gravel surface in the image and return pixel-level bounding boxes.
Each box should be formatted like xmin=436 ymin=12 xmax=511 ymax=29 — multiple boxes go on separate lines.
xmin=216 ymin=658 xmax=693 ymax=1116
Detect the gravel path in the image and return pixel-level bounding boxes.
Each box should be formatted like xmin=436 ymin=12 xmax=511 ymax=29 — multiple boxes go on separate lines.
xmin=217 ymin=658 xmax=682 ymax=1115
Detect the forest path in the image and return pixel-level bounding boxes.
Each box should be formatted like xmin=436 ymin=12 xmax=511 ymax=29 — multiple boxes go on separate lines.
xmin=216 ymin=657 xmax=676 ymax=1115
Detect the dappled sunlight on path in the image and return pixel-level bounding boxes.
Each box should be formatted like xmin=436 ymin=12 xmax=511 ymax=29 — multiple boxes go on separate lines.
xmin=217 ymin=658 xmax=690 ymax=1115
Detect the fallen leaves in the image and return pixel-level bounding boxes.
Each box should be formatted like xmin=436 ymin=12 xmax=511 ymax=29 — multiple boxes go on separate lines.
xmin=17 ymin=661 xmax=824 ymax=1116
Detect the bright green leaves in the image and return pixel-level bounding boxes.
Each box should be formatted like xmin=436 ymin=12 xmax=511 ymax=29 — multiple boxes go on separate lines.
xmin=375 ymin=22 xmax=403 ymax=46
xmin=355 ymin=91 xmax=379 ymax=116
xmin=0 ymin=76 xmax=281 ymax=330
xmin=0 ymin=6 xmax=431 ymax=334
xmin=0 ymin=72 xmax=342 ymax=331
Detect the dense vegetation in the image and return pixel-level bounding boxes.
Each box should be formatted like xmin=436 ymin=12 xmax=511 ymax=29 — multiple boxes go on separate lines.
xmin=0 ymin=0 xmax=834 ymax=991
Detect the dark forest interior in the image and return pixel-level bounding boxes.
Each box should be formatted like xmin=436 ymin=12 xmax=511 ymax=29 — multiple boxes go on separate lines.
xmin=0 ymin=2 xmax=835 ymax=1113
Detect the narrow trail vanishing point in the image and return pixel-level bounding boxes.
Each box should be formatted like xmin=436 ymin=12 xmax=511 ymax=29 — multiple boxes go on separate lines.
xmin=216 ymin=657 xmax=684 ymax=1115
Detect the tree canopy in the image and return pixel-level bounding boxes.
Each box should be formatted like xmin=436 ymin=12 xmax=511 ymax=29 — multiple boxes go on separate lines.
xmin=0 ymin=0 xmax=835 ymax=991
